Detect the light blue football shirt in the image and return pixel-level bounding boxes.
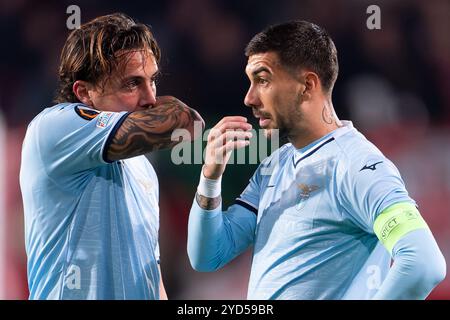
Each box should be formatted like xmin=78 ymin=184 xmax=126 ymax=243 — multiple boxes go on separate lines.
xmin=20 ymin=103 xmax=161 ymax=299
xmin=188 ymin=121 xmax=416 ymax=299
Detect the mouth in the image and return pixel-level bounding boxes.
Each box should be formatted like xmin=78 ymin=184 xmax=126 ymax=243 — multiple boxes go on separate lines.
xmin=259 ymin=117 xmax=271 ymax=128
xmin=253 ymin=110 xmax=272 ymax=128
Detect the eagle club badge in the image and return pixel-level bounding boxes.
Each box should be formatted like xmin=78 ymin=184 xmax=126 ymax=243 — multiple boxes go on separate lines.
xmin=296 ymin=183 xmax=320 ymax=210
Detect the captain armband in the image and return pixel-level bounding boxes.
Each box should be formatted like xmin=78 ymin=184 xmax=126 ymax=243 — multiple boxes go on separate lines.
xmin=373 ymin=202 xmax=430 ymax=254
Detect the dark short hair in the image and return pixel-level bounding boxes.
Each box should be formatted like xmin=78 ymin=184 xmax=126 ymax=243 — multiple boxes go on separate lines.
xmin=245 ymin=20 xmax=338 ymax=92
xmin=54 ymin=13 xmax=161 ymax=103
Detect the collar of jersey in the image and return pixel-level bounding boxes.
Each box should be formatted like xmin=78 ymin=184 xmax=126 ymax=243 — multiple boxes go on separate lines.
xmin=292 ymin=120 xmax=355 ymax=166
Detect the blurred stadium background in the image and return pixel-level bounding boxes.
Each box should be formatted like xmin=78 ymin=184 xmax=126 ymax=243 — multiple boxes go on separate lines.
xmin=0 ymin=0 xmax=449 ymax=299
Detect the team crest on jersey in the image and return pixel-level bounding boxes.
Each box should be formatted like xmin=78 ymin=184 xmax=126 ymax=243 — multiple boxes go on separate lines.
xmin=296 ymin=183 xmax=320 ymax=210
xmin=96 ymin=112 xmax=114 ymax=128
xmin=74 ymin=106 xmax=100 ymax=121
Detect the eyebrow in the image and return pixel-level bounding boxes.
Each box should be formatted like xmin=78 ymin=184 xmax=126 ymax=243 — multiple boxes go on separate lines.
xmin=251 ymin=66 xmax=271 ymax=77
xmin=122 ymin=71 xmax=161 ymax=82
xmin=122 ymin=75 xmax=141 ymax=82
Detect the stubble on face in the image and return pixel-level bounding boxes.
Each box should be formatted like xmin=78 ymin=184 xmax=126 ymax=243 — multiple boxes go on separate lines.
xmin=266 ymin=80 xmax=304 ymax=142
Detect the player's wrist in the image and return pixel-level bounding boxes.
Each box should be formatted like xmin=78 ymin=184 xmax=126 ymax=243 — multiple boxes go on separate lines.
xmin=202 ymin=164 xmax=223 ymax=180
xmin=197 ymin=167 xmax=222 ymax=198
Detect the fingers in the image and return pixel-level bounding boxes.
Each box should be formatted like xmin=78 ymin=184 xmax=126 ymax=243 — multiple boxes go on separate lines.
xmin=220 ymin=139 xmax=251 ymax=153
xmin=207 ymin=116 xmax=253 ymax=152
xmin=214 ymin=116 xmax=249 ymax=129
xmin=212 ymin=130 xmax=253 ymax=149
xmin=203 ymin=116 xmax=253 ymax=170
xmin=205 ymin=140 xmax=251 ymax=165
xmin=217 ymin=121 xmax=252 ymax=133
xmin=206 ymin=130 xmax=252 ymax=165
xmin=208 ymin=118 xmax=253 ymax=143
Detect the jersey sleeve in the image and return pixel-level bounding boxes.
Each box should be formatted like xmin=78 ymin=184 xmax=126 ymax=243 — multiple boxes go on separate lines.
xmin=233 ymin=156 xmax=270 ymax=214
xmin=234 ymin=169 xmax=260 ymax=214
xmin=187 ymin=197 xmax=257 ymax=271
xmin=35 ymin=104 xmax=129 ymax=177
xmin=372 ymin=228 xmax=446 ymax=299
xmin=338 ymin=154 xmax=416 ymax=234
xmin=187 ymin=163 xmax=266 ymax=271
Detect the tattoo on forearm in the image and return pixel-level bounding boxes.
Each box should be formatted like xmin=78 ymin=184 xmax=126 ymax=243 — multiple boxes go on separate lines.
xmin=107 ymin=97 xmax=198 ymax=161
xmin=196 ymin=192 xmax=221 ymax=210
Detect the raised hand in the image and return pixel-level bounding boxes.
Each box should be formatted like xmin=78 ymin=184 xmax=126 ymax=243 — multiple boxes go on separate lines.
xmin=203 ymin=116 xmax=253 ymax=180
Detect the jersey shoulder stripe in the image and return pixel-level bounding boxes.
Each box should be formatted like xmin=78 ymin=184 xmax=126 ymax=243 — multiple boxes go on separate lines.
xmin=234 ymin=198 xmax=258 ymax=215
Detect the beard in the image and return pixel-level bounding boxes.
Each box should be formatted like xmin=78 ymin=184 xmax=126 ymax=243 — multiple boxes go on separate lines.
xmin=262 ymin=120 xmax=290 ymax=146
xmin=258 ymin=90 xmax=303 ymax=145
xmin=269 ymin=98 xmax=303 ymax=145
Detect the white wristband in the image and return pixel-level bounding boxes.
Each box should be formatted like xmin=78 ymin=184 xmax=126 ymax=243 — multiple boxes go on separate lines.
xmin=197 ymin=170 xmax=222 ymax=198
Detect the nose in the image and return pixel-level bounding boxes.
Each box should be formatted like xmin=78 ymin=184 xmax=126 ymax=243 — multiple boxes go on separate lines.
xmin=140 ymin=80 xmax=157 ymax=107
xmin=244 ymin=85 xmax=260 ymax=108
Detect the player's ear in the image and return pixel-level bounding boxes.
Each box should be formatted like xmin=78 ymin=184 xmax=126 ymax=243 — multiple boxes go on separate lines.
xmin=73 ymin=80 xmax=94 ymax=106
xmin=301 ymin=71 xmax=320 ymax=101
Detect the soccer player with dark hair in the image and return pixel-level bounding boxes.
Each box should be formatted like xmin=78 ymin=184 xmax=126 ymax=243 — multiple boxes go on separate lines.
xmin=187 ymin=21 xmax=446 ymax=299
xmin=20 ymin=13 xmax=204 ymax=299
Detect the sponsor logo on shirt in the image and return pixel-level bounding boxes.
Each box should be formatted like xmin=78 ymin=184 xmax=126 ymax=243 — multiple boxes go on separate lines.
xmin=360 ymin=161 xmax=383 ymax=172
xmin=96 ymin=112 xmax=114 ymax=128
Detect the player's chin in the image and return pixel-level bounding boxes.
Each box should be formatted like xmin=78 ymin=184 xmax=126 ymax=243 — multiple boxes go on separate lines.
xmin=256 ymin=116 xmax=276 ymax=137
xmin=263 ymin=128 xmax=277 ymax=139
xmin=263 ymin=129 xmax=272 ymax=139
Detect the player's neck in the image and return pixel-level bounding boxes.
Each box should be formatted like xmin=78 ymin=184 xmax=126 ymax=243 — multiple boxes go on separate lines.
xmin=288 ymin=99 xmax=342 ymax=149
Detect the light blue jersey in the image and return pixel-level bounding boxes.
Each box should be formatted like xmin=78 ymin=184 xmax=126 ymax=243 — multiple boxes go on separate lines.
xmin=188 ymin=121 xmax=416 ymax=299
xmin=20 ymin=103 xmax=161 ymax=300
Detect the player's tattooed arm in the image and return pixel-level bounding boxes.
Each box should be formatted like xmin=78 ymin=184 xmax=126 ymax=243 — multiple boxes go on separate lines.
xmin=196 ymin=192 xmax=221 ymax=210
xmin=107 ymin=96 xmax=204 ymax=162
